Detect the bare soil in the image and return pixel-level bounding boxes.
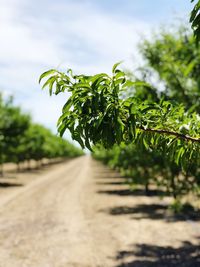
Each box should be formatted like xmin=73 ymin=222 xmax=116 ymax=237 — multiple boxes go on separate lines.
xmin=0 ymin=156 xmax=199 ymax=267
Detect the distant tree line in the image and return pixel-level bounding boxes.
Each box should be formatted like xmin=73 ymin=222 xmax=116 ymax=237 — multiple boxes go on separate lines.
xmin=0 ymin=94 xmax=83 ymax=175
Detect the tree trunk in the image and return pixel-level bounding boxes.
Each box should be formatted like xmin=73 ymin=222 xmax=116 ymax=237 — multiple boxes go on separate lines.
xmin=0 ymin=163 xmax=3 ymax=177
xmin=145 ymin=181 xmax=150 ymax=196
xmin=171 ymin=175 xmax=177 ymax=199
xmin=27 ymin=159 xmax=31 ymax=170
xmin=17 ymin=162 xmax=20 ymax=172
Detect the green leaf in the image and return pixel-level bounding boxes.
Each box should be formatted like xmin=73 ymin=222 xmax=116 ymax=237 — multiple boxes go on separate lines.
xmin=133 ymin=81 xmax=152 ymax=88
xmin=41 ymin=77 xmax=56 ymax=93
xmin=72 ymin=130 xmax=85 ymax=149
xmin=143 ymin=136 xmax=149 ymax=150
xmin=39 ymin=69 xmax=56 ymax=83
xmin=175 ymin=146 xmax=185 ymax=165
xmin=58 ymin=123 xmax=68 ymax=137
xmin=62 ymin=98 xmax=72 ymax=113
xmin=123 ymin=80 xmax=135 ymax=88
xmin=74 ymin=83 xmax=91 ymax=89
xmin=115 ymin=71 xmax=125 ymax=79
xmin=112 ymin=61 xmax=123 ymax=74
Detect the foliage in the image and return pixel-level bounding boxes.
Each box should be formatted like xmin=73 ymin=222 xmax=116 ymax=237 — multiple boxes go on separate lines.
xmin=39 ymin=4 xmax=200 ymax=203
xmin=91 ymin=25 xmax=200 ymax=201
xmin=40 ymin=64 xmax=200 ymax=171
xmin=0 ymin=95 xmax=31 ymax=166
xmin=39 ymin=21 xmax=200 ymax=203
xmin=139 ymin=26 xmax=200 ymax=111
xmin=0 ymin=94 xmax=83 ymax=173
xmin=190 ymin=0 xmax=200 ymax=42
xmin=93 ymin=141 xmax=200 ymax=199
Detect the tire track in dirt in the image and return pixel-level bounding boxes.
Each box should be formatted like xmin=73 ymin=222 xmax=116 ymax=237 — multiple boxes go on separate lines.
xmin=0 ymin=156 xmax=99 ymax=267
xmin=0 ymin=156 xmax=198 ymax=267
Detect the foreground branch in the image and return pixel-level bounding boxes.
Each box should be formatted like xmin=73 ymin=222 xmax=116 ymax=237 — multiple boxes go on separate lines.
xmin=139 ymin=126 xmax=200 ymax=143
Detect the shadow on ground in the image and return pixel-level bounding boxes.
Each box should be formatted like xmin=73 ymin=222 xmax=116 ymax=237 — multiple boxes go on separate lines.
xmin=96 ymin=181 xmax=127 ymax=186
xmin=8 ymin=160 xmax=68 ymax=175
xmin=94 ymin=174 xmax=124 ymax=179
xmin=115 ymin=239 xmax=200 ymax=267
xmin=94 ymin=166 xmax=169 ymax=197
xmin=101 ymin=203 xmax=200 ymax=222
xmin=14 ymin=165 xmax=51 ymax=174
xmin=0 ymin=182 xmax=23 ymax=187
xmin=97 ymin=189 xmax=168 ymax=197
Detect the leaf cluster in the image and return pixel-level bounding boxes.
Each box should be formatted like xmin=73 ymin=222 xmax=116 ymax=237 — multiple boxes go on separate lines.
xmin=190 ymin=0 xmax=200 ymax=43
xmin=40 ymin=63 xmax=200 ymax=171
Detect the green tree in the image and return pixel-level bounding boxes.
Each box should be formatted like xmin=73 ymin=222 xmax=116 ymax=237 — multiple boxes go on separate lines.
xmin=39 ymin=1 xmax=200 ymax=159
xmin=0 ymin=95 xmax=30 ymax=174
xmin=39 ymin=2 xmax=200 ymax=203
xmin=39 ymin=65 xmax=200 ymax=170
xmin=139 ymin=26 xmax=200 ymax=111
xmin=190 ymin=0 xmax=200 ymax=42
xmin=0 ymin=94 xmax=83 ymax=174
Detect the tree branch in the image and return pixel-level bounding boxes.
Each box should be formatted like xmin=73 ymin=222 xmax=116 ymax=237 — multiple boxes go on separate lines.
xmin=139 ymin=126 xmax=200 ymax=143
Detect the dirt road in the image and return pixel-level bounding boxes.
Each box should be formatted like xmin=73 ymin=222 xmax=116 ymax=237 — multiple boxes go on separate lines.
xmin=0 ymin=156 xmax=199 ymax=267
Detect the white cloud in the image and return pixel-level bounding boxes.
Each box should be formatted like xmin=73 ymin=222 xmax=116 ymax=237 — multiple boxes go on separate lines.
xmin=0 ymin=5 xmax=61 ymax=66
xmin=0 ymin=0 xmax=151 ymax=134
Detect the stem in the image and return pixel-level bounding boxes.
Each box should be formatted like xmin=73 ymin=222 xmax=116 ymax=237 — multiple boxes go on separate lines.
xmin=139 ymin=126 xmax=200 ymax=143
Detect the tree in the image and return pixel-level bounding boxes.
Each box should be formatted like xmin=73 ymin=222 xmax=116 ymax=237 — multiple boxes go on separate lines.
xmin=39 ymin=1 xmax=200 ymax=169
xmin=190 ymin=0 xmax=200 ymax=42
xmin=139 ymin=26 xmax=200 ymax=111
xmin=0 ymin=95 xmax=30 ymax=174
xmin=39 ymin=64 xmax=200 ymax=169
xmin=0 ymin=94 xmax=83 ymax=174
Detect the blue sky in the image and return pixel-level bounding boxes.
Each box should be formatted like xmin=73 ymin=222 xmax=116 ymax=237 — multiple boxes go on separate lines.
xmin=0 ymin=0 xmax=192 ymax=138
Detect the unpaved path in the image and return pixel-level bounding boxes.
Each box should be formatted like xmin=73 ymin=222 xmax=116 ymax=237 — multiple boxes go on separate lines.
xmin=0 ymin=156 xmax=199 ymax=267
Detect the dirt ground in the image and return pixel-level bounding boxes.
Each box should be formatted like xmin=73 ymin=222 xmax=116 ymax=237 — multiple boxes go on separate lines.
xmin=0 ymin=156 xmax=199 ymax=267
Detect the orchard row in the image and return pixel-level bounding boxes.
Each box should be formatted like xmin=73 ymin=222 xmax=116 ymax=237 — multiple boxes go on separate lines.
xmin=0 ymin=95 xmax=83 ymax=174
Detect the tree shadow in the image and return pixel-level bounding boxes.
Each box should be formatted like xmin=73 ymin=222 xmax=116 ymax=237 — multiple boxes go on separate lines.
xmin=97 ymin=189 xmax=168 ymax=197
xmin=97 ymin=189 xmax=142 ymax=196
xmin=96 ymin=181 xmax=127 ymax=185
xmin=0 ymin=182 xmax=23 ymax=187
xmin=8 ymin=167 xmax=44 ymax=175
xmin=8 ymin=159 xmax=66 ymax=174
xmin=0 ymin=174 xmax=17 ymax=179
xmin=103 ymin=203 xmax=200 ymax=222
xmin=16 ymin=168 xmax=44 ymax=174
xmin=94 ymin=174 xmax=124 ymax=179
xmin=115 ymin=239 xmax=200 ymax=267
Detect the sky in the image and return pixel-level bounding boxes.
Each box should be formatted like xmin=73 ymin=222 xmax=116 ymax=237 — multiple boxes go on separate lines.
xmin=0 ymin=0 xmax=192 ymax=139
